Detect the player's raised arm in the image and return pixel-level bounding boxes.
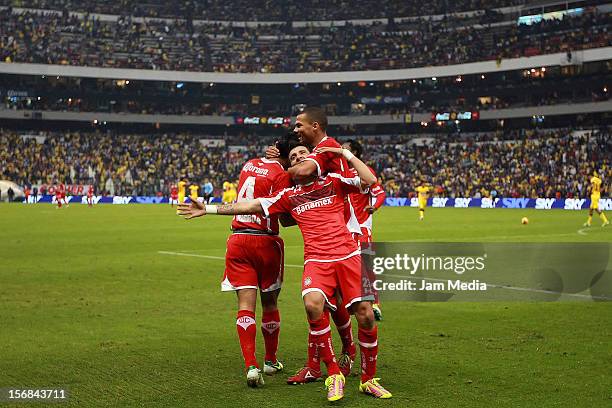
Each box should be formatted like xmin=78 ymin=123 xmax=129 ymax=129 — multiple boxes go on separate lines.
xmin=316 ymin=147 xmax=376 ymax=186
xmin=177 ymin=198 xmax=264 ymax=219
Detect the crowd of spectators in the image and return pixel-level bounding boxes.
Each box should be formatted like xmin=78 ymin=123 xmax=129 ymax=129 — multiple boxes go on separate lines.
xmin=2 ymin=0 xmax=524 ymax=21
xmin=367 ymin=129 xmax=611 ymax=198
xmin=0 ymin=7 xmax=609 ymax=73
xmin=1 ymin=128 xmax=609 ymax=199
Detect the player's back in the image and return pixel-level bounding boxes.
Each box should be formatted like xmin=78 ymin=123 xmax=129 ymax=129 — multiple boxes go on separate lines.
xmin=178 ymin=181 xmax=186 ymax=195
xmin=417 ymin=185 xmax=430 ymax=198
xmin=232 ymin=158 xmax=291 ymax=234
xmin=591 ymin=176 xmax=602 ymax=195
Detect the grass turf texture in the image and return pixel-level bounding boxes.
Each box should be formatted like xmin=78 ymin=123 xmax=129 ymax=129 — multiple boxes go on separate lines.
xmin=0 ymin=205 xmax=610 ymax=407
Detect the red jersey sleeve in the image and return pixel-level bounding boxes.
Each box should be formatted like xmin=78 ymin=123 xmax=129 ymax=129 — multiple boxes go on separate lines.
xmin=328 ymin=173 xmax=368 ymax=196
xmin=259 ymin=188 xmax=292 ymax=217
xmin=371 ymin=183 xmax=386 ymax=209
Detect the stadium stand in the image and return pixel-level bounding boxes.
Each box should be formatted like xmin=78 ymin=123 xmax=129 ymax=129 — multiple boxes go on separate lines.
xmin=1 ymin=128 xmax=609 ymax=199
xmin=0 ymin=6 xmax=609 ymax=72
xmin=1 ymin=0 xmax=525 ymax=20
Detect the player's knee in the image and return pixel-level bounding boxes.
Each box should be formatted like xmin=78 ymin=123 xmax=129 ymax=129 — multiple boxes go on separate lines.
xmin=352 ymin=301 xmax=375 ymax=329
xmin=260 ymin=291 xmax=279 ymax=311
xmin=303 ymin=293 xmax=325 ymax=320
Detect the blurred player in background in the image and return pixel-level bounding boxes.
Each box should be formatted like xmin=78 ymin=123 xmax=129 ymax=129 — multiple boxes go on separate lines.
xmin=342 ymin=139 xmax=386 ymax=321
xmin=87 ymin=184 xmax=94 ymax=207
xmin=177 ymin=177 xmax=187 ymax=214
xmin=416 ymin=179 xmax=432 ymax=221
xmin=584 ymin=171 xmax=609 ymax=227
xmin=169 ymin=185 xmax=178 ymax=206
xmin=56 ymin=182 xmax=66 ymax=209
xmin=222 ymin=180 xmax=238 ymax=204
xmin=24 ymin=185 xmax=30 ymax=204
xmin=189 ymin=183 xmax=199 ymax=203
xmin=203 ymin=179 xmax=214 ymax=204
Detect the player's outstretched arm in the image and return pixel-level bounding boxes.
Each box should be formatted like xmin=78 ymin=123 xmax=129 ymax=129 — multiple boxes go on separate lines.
xmin=316 ymin=147 xmax=377 ymax=186
xmin=177 ymin=199 xmax=264 ymax=219
xmin=287 ymin=159 xmax=318 ymax=182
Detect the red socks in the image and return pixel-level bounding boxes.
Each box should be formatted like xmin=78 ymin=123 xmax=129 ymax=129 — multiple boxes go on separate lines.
xmin=261 ymin=310 xmax=280 ymax=363
xmin=308 ymin=312 xmax=340 ymax=375
xmin=236 ymin=310 xmax=257 ymax=369
xmin=358 ymin=326 xmax=378 ymax=382
xmin=331 ymin=306 xmax=355 ymax=357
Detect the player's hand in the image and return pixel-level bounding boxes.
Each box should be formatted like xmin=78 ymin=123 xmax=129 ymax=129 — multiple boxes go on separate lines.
xmin=364 ymin=204 xmax=377 ymax=214
xmin=265 ymin=145 xmax=280 ymax=159
xmin=177 ymin=200 xmax=206 ymax=219
xmin=315 ymin=146 xmax=343 ymax=155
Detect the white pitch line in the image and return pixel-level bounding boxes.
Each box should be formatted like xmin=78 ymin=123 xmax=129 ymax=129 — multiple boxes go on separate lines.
xmin=157 ymin=250 xmax=304 ymax=269
xmin=383 ymin=273 xmax=612 ymax=300
xmin=577 ymin=228 xmax=590 ymax=236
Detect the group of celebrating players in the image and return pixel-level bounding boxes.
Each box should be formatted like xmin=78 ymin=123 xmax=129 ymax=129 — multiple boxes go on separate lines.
xmin=178 ymin=107 xmax=391 ymax=402
xmin=176 ymin=106 xmax=609 ymax=403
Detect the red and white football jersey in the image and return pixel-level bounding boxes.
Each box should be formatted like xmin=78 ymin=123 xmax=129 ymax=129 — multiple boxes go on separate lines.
xmin=347 ymin=166 xmax=386 ymax=231
xmin=231 ymin=158 xmax=292 ymax=234
xmin=304 ymin=136 xmax=361 ymax=234
xmin=259 ymin=173 xmax=366 ymax=263
xmin=304 ymin=136 xmax=351 ymax=178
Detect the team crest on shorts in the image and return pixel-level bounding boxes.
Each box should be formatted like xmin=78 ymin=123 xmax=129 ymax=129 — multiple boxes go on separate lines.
xmin=303 ymin=276 xmax=312 ymax=286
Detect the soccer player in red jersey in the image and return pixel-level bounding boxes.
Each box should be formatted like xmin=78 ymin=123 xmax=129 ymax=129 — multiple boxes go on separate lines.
xmin=56 ymin=182 xmax=66 ymax=208
xmin=342 ymin=139 xmax=386 ymax=320
xmin=186 ymin=141 xmax=293 ymax=388
xmin=225 ymin=143 xmax=293 ymax=388
xmin=178 ymin=143 xmax=392 ymax=401
xmin=87 ymin=185 xmax=94 ymax=207
xmin=169 ymin=185 xmax=178 ymax=207
xmin=286 ymin=108 xmax=363 ymax=377
xmin=24 ymin=186 xmax=30 ymax=204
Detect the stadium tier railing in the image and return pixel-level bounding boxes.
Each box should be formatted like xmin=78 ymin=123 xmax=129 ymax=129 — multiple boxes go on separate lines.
xmin=1 ymin=101 xmax=610 ymax=125
xmin=0 ymin=47 xmax=609 ymax=84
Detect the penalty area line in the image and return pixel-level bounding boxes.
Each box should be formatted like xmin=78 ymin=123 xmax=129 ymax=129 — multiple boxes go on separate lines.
xmin=157 ymin=250 xmax=304 ymax=269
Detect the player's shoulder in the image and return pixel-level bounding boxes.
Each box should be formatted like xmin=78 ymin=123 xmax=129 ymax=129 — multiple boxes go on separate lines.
xmin=316 ymin=136 xmax=341 ymax=149
xmin=260 ymin=157 xmax=285 ymax=172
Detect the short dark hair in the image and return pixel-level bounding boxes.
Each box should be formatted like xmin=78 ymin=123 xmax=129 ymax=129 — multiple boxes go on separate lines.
xmin=300 ymin=106 xmax=328 ymax=131
xmin=288 ymin=140 xmax=311 ymax=154
xmin=276 ymin=132 xmax=300 ymax=158
xmin=343 ymin=139 xmax=363 ymax=159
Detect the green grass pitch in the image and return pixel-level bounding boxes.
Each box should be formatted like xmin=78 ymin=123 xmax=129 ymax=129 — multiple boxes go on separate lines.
xmin=0 ymin=204 xmax=610 ymax=407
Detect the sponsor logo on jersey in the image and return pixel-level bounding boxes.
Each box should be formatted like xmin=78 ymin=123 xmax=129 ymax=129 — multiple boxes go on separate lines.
xmin=243 ymin=162 xmax=270 ymax=176
xmin=294 ymin=196 xmax=334 ymax=215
